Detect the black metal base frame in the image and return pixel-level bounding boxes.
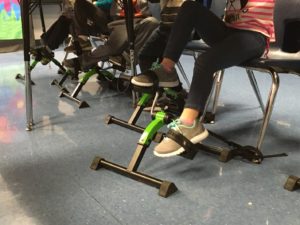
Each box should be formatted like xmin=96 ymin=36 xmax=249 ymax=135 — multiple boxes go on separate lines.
xmin=16 ymin=46 xmax=73 ymax=90
xmin=96 ymin=114 xmax=288 ymax=195
xmin=91 ymin=98 xmax=180 ymax=197
xmin=91 ymin=82 xmax=289 ymax=197
xmin=90 ymin=151 xmax=178 ymax=198
xmin=16 ymin=73 xmax=36 ymax=85
xmin=57 ymin=60 xmax=133 ymax=108
xmin=93 ymin=114 xmax=270 ymax=198
xmin=284 ymin=175 xmax=300 ymax=191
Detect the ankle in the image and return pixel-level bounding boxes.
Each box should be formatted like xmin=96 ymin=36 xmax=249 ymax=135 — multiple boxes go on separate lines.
xmin=161 ymin=64 xmax=173 ymax=73
xmin=179 ymin=118 xmax=195 ymax=127
xmin=161 ymin=58 xmax=175 ymax=73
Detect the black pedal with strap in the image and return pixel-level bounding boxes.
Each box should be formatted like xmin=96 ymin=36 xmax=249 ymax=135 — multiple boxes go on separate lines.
xmin=166 ymin=129 xmax=288 ymax=163
xmin=166 ymin=129 xmax=233 ymax=161
xmin=166 ymin=129 xmax=200 ymax=160
xmin=132 ymin=70 xmax=160 ymax=94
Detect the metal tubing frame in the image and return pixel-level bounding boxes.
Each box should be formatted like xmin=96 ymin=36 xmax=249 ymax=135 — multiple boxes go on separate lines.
xmin=21 ymin=0 xmax=33 ymax=131
xmin=211 ymin=70 xmax=225 ymax=115
xmin=37 ymin=0 xmax=46 ymax=33
xmin=21 ymin=0 xmax=49 ymax=130
xmin=175 ymin=61 xmax=191 ymax=89
xmin=97 ymin=155 xmax=164 ymax=188
xmin=207 ymin=66 xmax=280 ymax=151
xmin=107 ymin=115 xmax=145 ymax=133
xmin=92 ymin=155 xmax=178 ymax=197
xmin=92 ymin=111 xmax=178 ymax=197
xmin=58 ymin=69 xmax=98 ymax=107
xmin=210 ymin=69 xmax=265 ymax=116
xmin=256 ymin=69 xmax=279 ymax=150
xmin=246 ymin=69 xmax=265 ymax=114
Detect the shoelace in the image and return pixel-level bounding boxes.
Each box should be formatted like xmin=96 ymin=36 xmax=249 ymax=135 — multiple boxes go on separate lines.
xmin=167 ymin=119 xmax=181 ymax=131
xmin=167 ymin=119 xmax=196 ymax=134
xmin=150 ymin=61 xmax=161 ymax=71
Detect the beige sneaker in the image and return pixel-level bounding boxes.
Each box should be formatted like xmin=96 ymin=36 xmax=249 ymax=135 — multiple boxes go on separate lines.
xmin=154 ymin=119 xmax=209 ymax=157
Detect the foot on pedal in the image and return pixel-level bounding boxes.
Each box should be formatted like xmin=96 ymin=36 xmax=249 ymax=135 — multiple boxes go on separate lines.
xmin=30 ymin=46 xmax=54 ymax=65
xmin=154 ymin=119 xmax=209 ymax=157
xmin=131 ymin=62 xmax=180 ymax=88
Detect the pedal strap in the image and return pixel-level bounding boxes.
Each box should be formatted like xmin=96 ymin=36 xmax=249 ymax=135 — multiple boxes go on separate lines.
xmin=166 ymin=129 xmax=197 ymax=152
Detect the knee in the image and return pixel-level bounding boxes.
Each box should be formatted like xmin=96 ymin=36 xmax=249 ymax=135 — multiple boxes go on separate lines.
xmin=181 ymin=1 xmax=206 ymax=14
xmin=194 ymin=54 xmax=216 ymax=73
xmin=140 ymin=17 xmax=159 ymax=28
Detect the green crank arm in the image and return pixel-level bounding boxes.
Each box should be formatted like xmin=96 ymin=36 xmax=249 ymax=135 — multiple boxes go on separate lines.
xmin=79 ymin=68 xmax=98 ymax=84
xmin=138 ymin=111 xmax=166 ymax=146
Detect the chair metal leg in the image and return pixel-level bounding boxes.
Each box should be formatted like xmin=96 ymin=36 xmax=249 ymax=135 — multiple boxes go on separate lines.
xmin=200 ymin=70 xmax=224 ymax=124
xmin=256 ymin=70 xmax=279 ymax=150
xmin=246 ymin=69 xmax=265 ymax=114
xmin=25 ymin=62 xmax=34 ymax=131
xmin=211 ymin=70 xmax=225 ymax=115
xmin=63 ymin=36 xmax=73 ymax=61
xmin=176 ymin=61 xmax=191 ymax=89
xmin=193 ymin=51 xmax=198 ymax=61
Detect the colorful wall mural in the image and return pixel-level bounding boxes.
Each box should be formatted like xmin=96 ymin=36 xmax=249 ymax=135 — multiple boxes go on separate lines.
xmin=0 ymin=0 xmax=22 ymax=40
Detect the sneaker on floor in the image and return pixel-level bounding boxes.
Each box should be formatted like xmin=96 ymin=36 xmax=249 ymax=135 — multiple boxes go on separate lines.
xmin=131 ymin=63 xmax=180 ymax=88
xmin=154 ymin=119 xmax=209 ymax=157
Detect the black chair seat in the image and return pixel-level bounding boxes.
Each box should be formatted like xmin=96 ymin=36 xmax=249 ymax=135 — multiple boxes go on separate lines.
xmin=185 ymin=41 xmax=300 ymax=74
xmin=185 ymin=40 xmax=210 ymax=52
xmin=241 ymin=49 xmax=300 ymax=75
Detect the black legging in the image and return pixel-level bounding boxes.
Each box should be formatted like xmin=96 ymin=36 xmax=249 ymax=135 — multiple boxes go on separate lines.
xmin=163 ymin=1 xmax=267 ymax=111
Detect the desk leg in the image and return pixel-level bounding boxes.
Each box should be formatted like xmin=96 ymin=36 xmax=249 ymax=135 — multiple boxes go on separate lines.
xmin=25 ymin=61 xmax=33 ymax=130
xmin=21 ymin=0 xmax=34 ymax=130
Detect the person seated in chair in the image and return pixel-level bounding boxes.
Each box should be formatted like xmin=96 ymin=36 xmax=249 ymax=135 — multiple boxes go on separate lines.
xmin=138 ymin=0 xmax=212 ymax=80
xmin=63 ymin=0 xmax=160 ymax=71
xmin=131 ymin=0 xmax=275 ymax=157
xmin=38 ymin=0 xmax=111 ymax=54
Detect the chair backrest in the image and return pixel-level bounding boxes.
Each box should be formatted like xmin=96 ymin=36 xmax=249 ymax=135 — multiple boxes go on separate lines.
xmin=272 ymin=0 xmax=300 ymax=49
xmin=209 ymin=0 xmax=226 ymax=18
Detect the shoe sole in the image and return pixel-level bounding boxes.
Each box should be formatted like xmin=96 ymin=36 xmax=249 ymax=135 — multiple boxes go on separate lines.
xmin=153 ymin=129 xmax=209 ymax=158
xmin=131 ymin=79 xmax=180 ymax=88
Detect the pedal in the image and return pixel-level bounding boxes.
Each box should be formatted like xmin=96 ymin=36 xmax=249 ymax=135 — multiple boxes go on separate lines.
xmin=30 ymin=46 xmax=54 ymax=65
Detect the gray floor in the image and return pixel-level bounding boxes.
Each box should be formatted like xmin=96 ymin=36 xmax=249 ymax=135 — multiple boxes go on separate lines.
xmin=0 ymin=50 xmax=299 ymax=225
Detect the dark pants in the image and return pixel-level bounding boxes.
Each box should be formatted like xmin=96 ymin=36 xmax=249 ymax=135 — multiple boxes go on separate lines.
xmin=41 ymin=15 xmax=72 ymax=50
xmin=138 ymin=27 xmax=170 ymax=72
xmin=87 ymin=17 xmax=159 ymax=62
xmin=164 ymin=1 xmax=267 ymax=111
xmin=41 ymin=5 xmax=110 ymax=50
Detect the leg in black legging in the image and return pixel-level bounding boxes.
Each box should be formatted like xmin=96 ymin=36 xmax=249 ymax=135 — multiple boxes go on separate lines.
xmin=163 ymin=1 xmax=227 ymax=62
xmin=162 ymin=1 xmax=266 ymax=111
xmin=138 ymin=27 xmax=169 ymax=72
xmin=186 ymin=30 xmax=266 ymax=111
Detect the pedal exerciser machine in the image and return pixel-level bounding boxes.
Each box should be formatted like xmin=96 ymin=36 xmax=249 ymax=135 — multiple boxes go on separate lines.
xmin=89 ymin=0 xmax=287 ymax=197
